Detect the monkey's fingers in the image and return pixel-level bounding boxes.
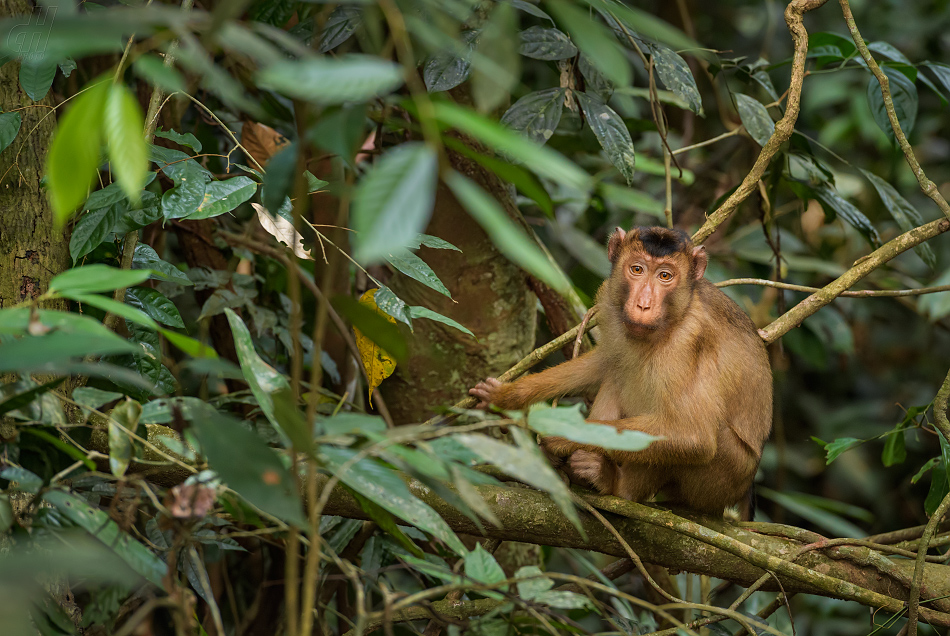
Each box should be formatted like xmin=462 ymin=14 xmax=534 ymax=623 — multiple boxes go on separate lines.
xmin=468 ymin=383 xmax=495 ymax=409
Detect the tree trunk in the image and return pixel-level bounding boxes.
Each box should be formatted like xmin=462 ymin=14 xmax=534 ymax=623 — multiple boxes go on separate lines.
xmin=0 ymin=0 xmax=69 ymax=311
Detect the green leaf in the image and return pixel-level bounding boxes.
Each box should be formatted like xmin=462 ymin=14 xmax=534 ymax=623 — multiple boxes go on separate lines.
xmin=0 ymin=378 xmax=67 ymax=417
xmin=734 ymin=93 xmax=775 ymax=147
xmin=519 ymin=26 xmax=577 ymax=60
xmin=151 ymin=145 xmax=213 ymax=219
xmin=407 ymin=234 xmax=461 ymax=252
xmin=191 ymin=412 xmax=306 ymax=527
xmin=132 ymin=244 xmax=193 ymax=286
xmin=351 ymin=143 xmax=438 ymax=264
xmin=515 ymin=565 xmax=554 ymax=600
xmin=579 ymin=54 xmax=613 ymax=102
xmin=866 ymin=65 xmax=918 ymax=144
xmin=318 ymin=6 xmax=362 ymax=53
xmin=154 ymin=129 xmax=202 ymax=153
xmin=69 ymin=204 xmax=121 ymax=263
xmin=108 ymin=398 xmax=142 ymax=477
xmin=822 ymin=437 xmax=864 ymax=464
xmin=224 ymin=309 xmax=292 ymax=442
xmin=0 ymin=111 xmax=21 ymax=153
xmin=912 ymin=457 xmax=940 ymax=484
xmin=160 ymin=330 xmax=218 ymax=359
xmin=331 ymin=295 xmax=408 ymax=362
xmin=104 ymin=83 xmax=147 ymax=205
xmin=472 ymin=2 xmax=519 ymax=112
xmin=318 ymin=446 xmax=467 ymax=555
xmin=464 ymin=543 xmax=507 ymax=597
xmin=446 ymin=171 xmax=570 ymax=296
xmin=0 ymin=331 xmax=137 ymax=372
xmin=431 ymin=101 xmax=591 ymax=192
xmin=535 ymin=590 xmax=594 ymax=609
xmin=304 ymin=170 xmax=328 ymax=194
xmin=62 ymin=291 xmax=159 ymax=331
xmin=813 ymin=184 xmax=881 ymax=247
xmin=500 ymin=88 xmax=567 ymax=146
xmin=19 ymin=56 xmax=57 ymax=101
xmin=424 ymin=30 xmax=478 ymax=93
xmin=42 ymin=489 xmax=167 ymax=588
xmin=860 ymin=169 xmax=936 ymax=269
xmin=648 ymin=42 xmax=702 ymax=115
xmin=881 ymin=428 xmax=907 ymax=467
xmin=72 ymin=387 xmax=123 ymax=411
xmin=271 ymin=388 xmax=312 ymax=453
xmin=133 ymin=54 xmax=187 ymax=94
xmin=47 ymin=78 xmax=110 ymax=225
xmin=547 ymin=0 xmax=629 ymax=87
xmin=374 ymin=286 xmax=413 ymax=329
xmin=599 ymin=183 xmax=665 ymax=219
xmin=575 ymin=91 xmax=635 ymax=185
xmin=867 ymin=41 xmax=912 ymax=66
xmin=925 ymin=466 xmax=948 ymax=517
xmin=50 ymin=264 xmax=151 ymax=295
xmin=408 ymin=306 xmax=474 ymax=337
xmin=258 ymin=54 xmax=404 ymax=105
xmin=140 ymin=396 xmax=217 ymax=425
xmin=529 ymin=404 xmax=658 ymax=451
xmin=187 ymin=176 xmax=257 ymax=220
xmin=587 ymin=0 xmax=699 ymax=53
xmin=386 ymin=250 xmax=452 ymax=298
xmin=512 ymin=0 xmax=554 ymax=22
xmin=262 ymin=143 xmax=297 ymax=218
xmin=454 ymin=428 xmax=584 ymax=534
xmin=126 ymin=287 xmax=184 ymax=328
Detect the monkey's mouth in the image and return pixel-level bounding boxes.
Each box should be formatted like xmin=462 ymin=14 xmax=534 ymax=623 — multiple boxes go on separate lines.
xmin=622 ymin=316 xmax=662 ymax=335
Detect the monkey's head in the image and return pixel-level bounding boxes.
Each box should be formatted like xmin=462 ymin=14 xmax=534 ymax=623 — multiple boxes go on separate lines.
xmin=605 ymin=226 xmax=707 ymax=337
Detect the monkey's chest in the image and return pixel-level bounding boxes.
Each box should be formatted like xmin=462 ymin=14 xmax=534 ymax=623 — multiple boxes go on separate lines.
xmin=590 ymin=377 xmax=656 ymax=420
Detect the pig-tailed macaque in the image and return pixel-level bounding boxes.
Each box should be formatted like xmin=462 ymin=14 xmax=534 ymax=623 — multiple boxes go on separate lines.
xmin=470 ymin=226 xmax=772 ymax=516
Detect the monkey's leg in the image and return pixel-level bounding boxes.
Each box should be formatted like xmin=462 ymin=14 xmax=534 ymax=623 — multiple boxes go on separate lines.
xmin=471 ymin=350 xmax=604 ymax=410
xmin=566 ymin=450 xmax=617 ymax=494
xmin=614 ymin=463 xmax=668 ymax=502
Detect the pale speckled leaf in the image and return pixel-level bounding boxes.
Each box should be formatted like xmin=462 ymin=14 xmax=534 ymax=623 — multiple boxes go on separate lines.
xmin=734 ymin=93 xmax=775 ymax=147
xmin=860 ymin=169 xmax=936 ymax=269
xmin=519 ymin=26 xmax=577 ymax=60
xmin=454 ymin=428 xmax=584 ymax=533
xmin=424 ymin=30 xmax=478 ymax=93
xmin=374 ymin=286 xmax=413 ymax=328
xmin=867 ymin=66 xmax=917 ymax=144
xmin=386 ymin=250 xmax=452 ymax=298
xmin=813 ymin=184 xmax=881 ymax=247
xmin=547 ymin=0 xmax=629 ymax=87
xmin=648 ymin=42 xmax=702 ymax=115
xmin=528 ymin=404 xmax=658 ymax=451
xmin=317 ymin=6 xmax=362 ymax=53
xmin=575 ymin=91 xmax=635 ymax=185
xmin=126 ymin=287 xmax=185 ymax=328
xmin=185 ymin=176 xmax=257 ymax=220
xmin=319 ymin=445 xmax=467 ymax=555
xmin=501 ymin=88 xmax=566 ymax=146
xmin=224 ymin=308 xmax=291 ymax=442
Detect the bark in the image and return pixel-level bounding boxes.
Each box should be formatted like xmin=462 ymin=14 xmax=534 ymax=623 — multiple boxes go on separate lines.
xmin=0 ymin=0 xmax=68 ymax=312
xmin=380 ymin=143 xmax=537 ymax=424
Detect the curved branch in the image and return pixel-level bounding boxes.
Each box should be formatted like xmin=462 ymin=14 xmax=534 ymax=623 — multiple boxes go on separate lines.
xmin=717 ymin=278 xmax=950 ymax=298
xmin=761 ymin=218 xmax=950 ymax=343
xmin=692 ymin=0 xmax=831 ymax=245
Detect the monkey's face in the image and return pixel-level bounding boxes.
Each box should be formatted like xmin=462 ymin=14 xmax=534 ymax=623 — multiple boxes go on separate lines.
xmin=616 ymin=254 xmax=689 ymax=336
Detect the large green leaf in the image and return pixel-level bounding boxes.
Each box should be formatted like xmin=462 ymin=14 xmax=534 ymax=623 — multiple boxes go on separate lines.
xmin=61 ymin=291 xmax=159 ymax=331
xmin=813 ymin=184 xmax=881 ymax=247
xmin=151 ymin=145 xmax=213 ymax=219
xmin=472 ymin=2 xmax=519 ymax=112
xmin=547 ymin=0 xmax=630 ymax=87
xmin=47 ymin=78 xmax=109 ymax=225
xmin=860 ymin=169 xmax=936 ymax=269
xmin=191 ymin=412 xmax=306 ymax=527
xmin=126 ymin=287 xmax=184 ymax=328
xmin=258 ymin=54 xmax=404 ymax=105
xmin=424 ymin=30 xmax=478 ymax=93
xmin=386 ymin=250 xmax=452 ymax=298
xmin=575 ymin=91 xmax=635 ymax=185
xmin=734 ymin=93 xmax=775 ymax=147
xmin=131 ymin=244 xmax=193 ymax=286
xmin=0 ymin=111 xmax=21 ymax=153
xmin=261 ymin=143 xmax=297 ymax=217
xmin=408 ymin=306 xmax=474 ymax=337
xmin=454 ymin=428 xmax=584 ymax=533
xmin=133 ymin=53 xmax=187 ymax=94
xmin=648 ymin=41 xmax=702 ymax=115
xmin=866 ymin=65 xmax=918 ymax=144
xmin=500 ymin=88 xmax=567 ymax=146
xmin=69 ymin=204 xmax=121 ymax=263
xmin=528 ymin=404 xmax=658 ymax=451
xmin=50 ymin=264 xmax=151 ymax=295
xmin=351 ymin=143 xmax=438 ymax=264
xmin=186 ymin=177 xmax=257 ymax=220
xmin=446 ymin=171 xmax=570 ymax=295
xmin=519 ymin=26 xmax=577 ymax=60
xmin=223 ymin=308 xmax=291 ymax=441
xmin=317 ymin=6 xmax=362 ymax=53
xmin=18 ymin=56 xmax=57 ymax=101
xmin=104 ymin=83 xmax=147 ymax=205
xmin=318 ymin=446 xmax=467 ymax=555
xmin=432 ymin=101 xmax=591 ymax=192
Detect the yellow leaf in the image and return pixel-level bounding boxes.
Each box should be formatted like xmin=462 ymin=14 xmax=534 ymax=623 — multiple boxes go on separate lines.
xmin=353 ymin=289 xmax=397 ymax=406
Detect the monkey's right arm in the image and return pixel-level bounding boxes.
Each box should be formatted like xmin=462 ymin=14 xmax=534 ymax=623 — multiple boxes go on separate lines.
xmin=470 ymin=350 xmax=604 ymax=410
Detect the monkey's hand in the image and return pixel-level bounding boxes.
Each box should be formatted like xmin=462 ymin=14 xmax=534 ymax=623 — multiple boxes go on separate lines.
xmin=469 ymin=377 xmax=504 ymax=409
xmin=567 ymin=450 xmax=616 ymax=494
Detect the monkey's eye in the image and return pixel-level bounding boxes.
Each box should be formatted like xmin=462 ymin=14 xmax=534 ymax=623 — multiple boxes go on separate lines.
xmin=630 ymin=265 xmax=644 ymax=275
xmin=658 ymin=271 xmax=673 ymax=282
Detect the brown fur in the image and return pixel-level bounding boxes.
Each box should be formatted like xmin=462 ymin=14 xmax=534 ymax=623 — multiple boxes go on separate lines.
xmin=470 ymin=227 xmax=772 ymax=515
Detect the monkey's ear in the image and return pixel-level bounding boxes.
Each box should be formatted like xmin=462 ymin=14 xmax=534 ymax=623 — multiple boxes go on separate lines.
xmin=692 ymin=246 xmax=708 ymax=280
xmin=607 ymin=228 xmax=626 ymax=263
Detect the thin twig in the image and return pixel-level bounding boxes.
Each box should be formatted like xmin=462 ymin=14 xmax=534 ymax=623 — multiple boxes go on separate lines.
xmin=716 ymin=278 xmax=950 ymax=298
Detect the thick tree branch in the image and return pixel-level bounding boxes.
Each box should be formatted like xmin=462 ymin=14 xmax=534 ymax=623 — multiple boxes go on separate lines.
xmin=691 ymin=0 xmax=830 ymax=245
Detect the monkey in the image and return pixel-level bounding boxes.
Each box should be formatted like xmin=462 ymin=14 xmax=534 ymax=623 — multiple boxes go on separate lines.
xmin=469 ymin=226 xmax=772 ymax=516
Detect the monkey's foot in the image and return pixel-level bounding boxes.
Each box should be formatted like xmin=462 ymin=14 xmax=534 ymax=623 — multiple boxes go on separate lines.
xmin=567 ymin=450 xmax=616 ymax=494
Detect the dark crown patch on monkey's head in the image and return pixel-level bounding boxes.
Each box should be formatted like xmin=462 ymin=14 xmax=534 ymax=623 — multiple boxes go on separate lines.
xmin=633 ymin=227 xmax=691 ymax=258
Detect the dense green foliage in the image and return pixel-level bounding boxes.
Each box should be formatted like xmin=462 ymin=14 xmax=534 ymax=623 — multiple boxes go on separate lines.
xmin=1 ymin=0 xmax=950 ymax=635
